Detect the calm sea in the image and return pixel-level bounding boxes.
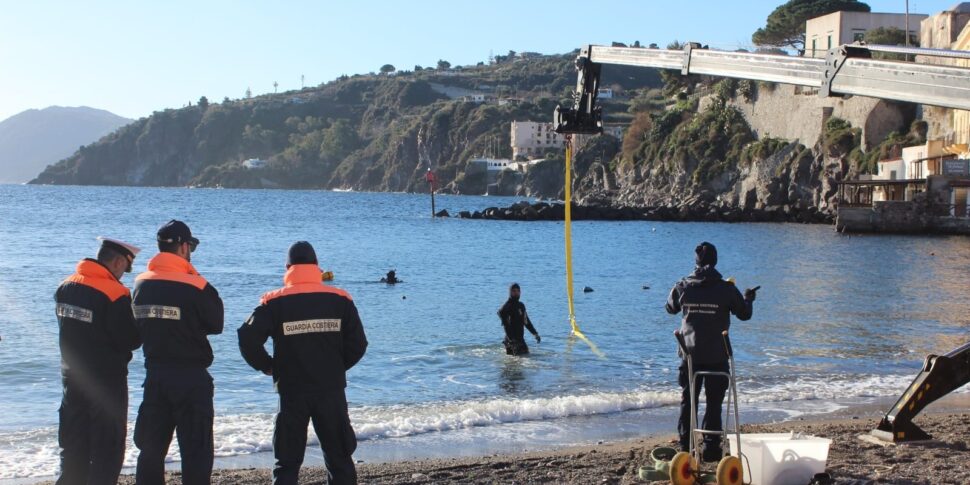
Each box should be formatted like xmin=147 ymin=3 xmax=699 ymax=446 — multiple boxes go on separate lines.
xmin=0 ymin=184 xmax=967 ymax=479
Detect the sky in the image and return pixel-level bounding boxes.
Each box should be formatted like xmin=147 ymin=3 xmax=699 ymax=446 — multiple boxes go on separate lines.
xmin=0 ymin=0 xmax=957 ymax=122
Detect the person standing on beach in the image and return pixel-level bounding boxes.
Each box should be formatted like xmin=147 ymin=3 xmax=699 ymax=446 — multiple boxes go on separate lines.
xmin=498 ymin=283 xmax=540 ymax=356
xmin=238 ymin=241 xmax=368 ymax=485
xmin=132 ymin=220 xmax=224 ymax=485
xmin=665 ymin=242 xmax=755 ymax=462
xmin=55 ymin=237 xmax=141 ymax=485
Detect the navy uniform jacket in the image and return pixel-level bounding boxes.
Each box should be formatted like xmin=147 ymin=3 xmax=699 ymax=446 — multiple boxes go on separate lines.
xmin=56 ymin=259 xmax=141 ymax=382
xmin=132 ymin=252 xmax=224 ymax=370
xmin=666 ymin=266 xmax=752 ymax=365
xmin=238 ymin=264 xmax=368 ymax=394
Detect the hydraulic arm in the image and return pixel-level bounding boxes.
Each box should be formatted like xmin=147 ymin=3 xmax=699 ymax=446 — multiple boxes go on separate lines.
xmin=871 ymin=341 xmax=970 ymax=442
xmin=555 ymin=42 xmax=970 ymax=135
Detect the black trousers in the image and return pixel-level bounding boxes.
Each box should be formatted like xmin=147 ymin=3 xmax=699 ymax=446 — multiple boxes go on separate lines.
xmin=133 ymin=369 xmax=214 ymax=485
xmin=678 ymin=360 xmax=729 ymax=452
xmin=57 ymin=377 xmax=127 ymax=485
xmin=273 ymin=390 xmax=358 ymax=485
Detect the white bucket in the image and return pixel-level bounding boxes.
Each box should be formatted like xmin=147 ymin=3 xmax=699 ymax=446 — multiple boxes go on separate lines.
xmin=727 ymin=433 xmax=832 ymax=485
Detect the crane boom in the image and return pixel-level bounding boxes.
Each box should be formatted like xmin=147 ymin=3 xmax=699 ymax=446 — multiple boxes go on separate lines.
xmin=555 ymin=42 xmax=970 ymax=135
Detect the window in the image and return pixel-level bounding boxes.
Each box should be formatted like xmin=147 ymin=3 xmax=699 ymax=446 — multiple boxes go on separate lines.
xmin=811 ymin=39 xmax=817 ymax=56
xmin=890 ymin=170 xmax=897 ymax=180
xmin=852 ymin=31 xmax=865 ymax=42
xmin=827 ymin=35 xmax=832 ymax=50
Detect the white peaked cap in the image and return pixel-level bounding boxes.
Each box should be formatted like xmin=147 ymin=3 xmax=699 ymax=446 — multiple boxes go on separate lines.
xmin=96 ymin=236 xmax=142 ymax=257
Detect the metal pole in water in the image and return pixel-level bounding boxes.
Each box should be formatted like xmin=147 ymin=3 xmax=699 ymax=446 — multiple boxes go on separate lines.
xmin=426 ymin=168 xmax=436 ymax=218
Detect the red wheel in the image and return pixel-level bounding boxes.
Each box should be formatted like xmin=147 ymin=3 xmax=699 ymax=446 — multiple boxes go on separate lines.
xmin=669 ymin=451 xmax=697 ymax=485
xmin=715 ymin=455 xmax=743 ymax=485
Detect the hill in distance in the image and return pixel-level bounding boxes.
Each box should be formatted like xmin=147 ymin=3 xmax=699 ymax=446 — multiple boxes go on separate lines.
xmin=0 ymin=106 xmax=132 ymax=183
xmin=30 ymin=53 xmax=662 ymax=192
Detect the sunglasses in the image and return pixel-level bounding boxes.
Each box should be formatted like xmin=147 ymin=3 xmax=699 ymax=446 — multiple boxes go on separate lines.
xmin=186 ymin=241 xmax=198 ymax=253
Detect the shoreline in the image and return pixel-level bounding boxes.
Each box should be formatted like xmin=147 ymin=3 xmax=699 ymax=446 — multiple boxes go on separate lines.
xmin=23 ymin=395 xmax=969 ymax=484
xmin=450 ymin=200 xmax=834 ymax=224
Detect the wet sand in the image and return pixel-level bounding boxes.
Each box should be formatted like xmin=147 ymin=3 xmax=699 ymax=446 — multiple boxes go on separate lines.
xmin=88 ymin=410 xmax=968 ymax=484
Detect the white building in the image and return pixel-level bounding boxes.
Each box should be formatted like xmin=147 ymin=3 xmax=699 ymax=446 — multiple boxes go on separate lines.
xmin=242 ymin=158 xmax=267 ymax=169
xmin=461 ymin=94 xmax=494 ymax=103
xmin=804 ymin=11 xmax=927 ymax=58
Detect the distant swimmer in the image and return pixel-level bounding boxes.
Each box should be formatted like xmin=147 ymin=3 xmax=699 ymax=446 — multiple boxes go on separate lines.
xmin=497 ymin=283 xmax=540 ymax=356
xmin=665 ymin=242 xmax=756 ymax=462
xmin=55 ymin=237 xmax=141 ymax=484
xmin=380 ymin=269 xmax=401 ymax=284
xmin=238 ymin=241 xmax=368 ymax=485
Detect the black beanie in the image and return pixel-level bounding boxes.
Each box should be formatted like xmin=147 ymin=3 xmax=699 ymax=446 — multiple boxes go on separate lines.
xmin=287 ymin=241 xmax=318 ymax=266
xmin=510 ymin=283 xmax=521 ymax=291
xmin=695 ymin=242 xmax=717 ymax=267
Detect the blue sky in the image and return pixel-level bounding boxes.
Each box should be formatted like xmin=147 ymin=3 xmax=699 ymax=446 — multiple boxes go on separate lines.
xmin=0 ymin=0 xmax=954 ymax=121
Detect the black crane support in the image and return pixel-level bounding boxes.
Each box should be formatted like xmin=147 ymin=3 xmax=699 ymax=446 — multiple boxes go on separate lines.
xmin=555 ymin=42 xmax=970 ymax=135
xmin=871 ymin=341 xmax=970 ymax=443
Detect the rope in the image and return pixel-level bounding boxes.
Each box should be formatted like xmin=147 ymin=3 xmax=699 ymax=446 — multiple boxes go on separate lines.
xmin=564 ymin=137 xmax=604 ymax=358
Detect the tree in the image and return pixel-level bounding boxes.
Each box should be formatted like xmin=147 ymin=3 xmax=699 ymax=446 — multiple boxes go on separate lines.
xmin=414 ymin=65 xmax=423 ymax=71
xmin=380 ymin=64 xmax=396 ymax=75
xmin=752 ymin=0 xmax=870 ymax=51
xmin=436 ymin=59 xmax=451 ymax=70
xmin=319 ymin=119 xmax=359 ymax=162
xmin=198 ymin=96 xmax=209 ymax=110
xmin=273 ymin=81 xmax=278 ymax=93
xmin=245 ymin=87 xmax=252 ymax=99
xmin=864 ymin=26 xmax=918 ymax=59
xmin=864 ymin=26 xmax=915 ymax=46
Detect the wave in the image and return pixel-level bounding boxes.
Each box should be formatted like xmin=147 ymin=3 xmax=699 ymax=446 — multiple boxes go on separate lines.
xmin=2 ymin=372 xmax=963 ymax=479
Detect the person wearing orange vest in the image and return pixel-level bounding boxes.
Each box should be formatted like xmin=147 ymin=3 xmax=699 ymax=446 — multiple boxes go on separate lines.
xmin=131 ymin=220 xmax=224 ymax=485
xmin=238 ymin=241 xmax=367 ymax=485
xmin=55 ymin=237 xmax=142 ymax=485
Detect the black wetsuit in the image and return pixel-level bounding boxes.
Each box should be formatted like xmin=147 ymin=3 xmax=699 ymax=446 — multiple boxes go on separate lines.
xmin=498 ymin=299 xmax=538 ymax=355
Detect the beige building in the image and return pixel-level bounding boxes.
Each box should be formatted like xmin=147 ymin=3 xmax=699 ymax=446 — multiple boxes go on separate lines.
xmin=510 ymin=121 xmax=625 ymax=160
xmin=903 ymin=140 xmax=950 ymax=178
xmin=919 ymin=3 xmax=970 ymax=52
xmin=511 ymin=121 xmax=567 ymax=159
xmin=804 ymin=11 xmax=926 ymax=58
xmin=918 ymin=4 xmax=970 ymax=143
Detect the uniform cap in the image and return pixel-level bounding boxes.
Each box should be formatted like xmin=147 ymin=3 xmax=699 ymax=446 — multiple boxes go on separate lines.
xmin=157 ymin=220 xmax=199 ymax=246
xmin=97 ymin=236 xmax=141 ymax=259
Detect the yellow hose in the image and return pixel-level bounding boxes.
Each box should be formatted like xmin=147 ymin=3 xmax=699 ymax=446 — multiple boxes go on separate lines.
xmin=564 ymin=140 xmax=605 ymax=358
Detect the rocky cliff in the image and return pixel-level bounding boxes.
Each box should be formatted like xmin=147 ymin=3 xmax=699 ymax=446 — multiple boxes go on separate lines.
xmin=497 ymin=80 xmax=920 ymax=222
xmin=31 ymin=54 xmax=661 ymax=193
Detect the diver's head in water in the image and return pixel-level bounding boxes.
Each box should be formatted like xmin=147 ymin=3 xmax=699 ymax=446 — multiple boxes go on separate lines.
xmin=509 ymin=282 xmax=521 ymax=301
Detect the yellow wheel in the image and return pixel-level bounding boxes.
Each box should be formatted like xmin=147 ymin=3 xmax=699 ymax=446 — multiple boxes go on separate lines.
xmin=715 ymin=455 xmax=743 ymax=485
xmin=669 ymin=451 xmax=697 ymax=485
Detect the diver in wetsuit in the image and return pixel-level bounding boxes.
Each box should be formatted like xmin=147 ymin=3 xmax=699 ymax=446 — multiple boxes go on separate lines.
xmin=497 ymin=283 xmax=540 ymax=355
xmin=380 ymin=270 xmax=400 ymax=284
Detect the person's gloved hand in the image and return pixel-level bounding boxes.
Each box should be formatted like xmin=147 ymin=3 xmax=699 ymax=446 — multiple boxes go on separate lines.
xmin=744 ymin=286 xmax=759 ymax=301
xmin=535 ymin=334 xmax=541 ymax=344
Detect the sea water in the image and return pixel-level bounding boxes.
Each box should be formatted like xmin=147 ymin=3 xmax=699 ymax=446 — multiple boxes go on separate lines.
xmin=0 ymin=184 xmax=967 ymax=479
